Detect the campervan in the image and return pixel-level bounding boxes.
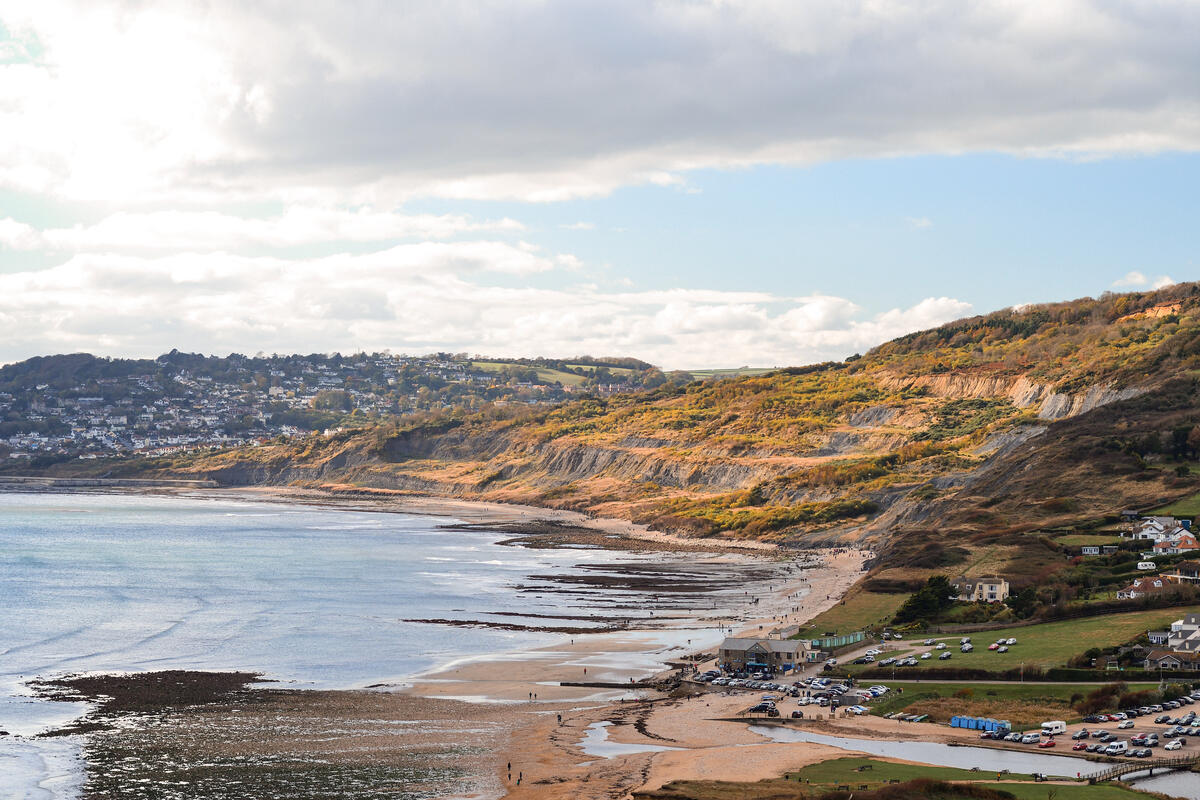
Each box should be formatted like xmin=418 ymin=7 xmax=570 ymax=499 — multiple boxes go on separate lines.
xmin=1042 ymin=720 xmax=1067 ymax=736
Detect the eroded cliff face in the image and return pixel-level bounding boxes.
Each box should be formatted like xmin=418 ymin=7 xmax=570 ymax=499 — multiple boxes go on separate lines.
xmin=880 ymin=372 xmax=1147 ymax=420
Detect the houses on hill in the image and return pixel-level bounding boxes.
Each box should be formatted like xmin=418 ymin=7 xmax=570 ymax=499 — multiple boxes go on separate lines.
xmin=1153 ymin=531 xmax=1200 ymax=556
xmin=950 ymin=576 xmax=1010 ymax=603
xmin=1143 ymin=614 xmax=1200 ymax=671
xmin=1129 ymin=516 xmax=1196 ymax=553
xmin=1116 ymin=576 xmax=1182 ymax=600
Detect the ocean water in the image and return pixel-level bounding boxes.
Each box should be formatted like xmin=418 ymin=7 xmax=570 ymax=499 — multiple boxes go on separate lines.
xmin=0 ymin=491 xmax=788 ymax=798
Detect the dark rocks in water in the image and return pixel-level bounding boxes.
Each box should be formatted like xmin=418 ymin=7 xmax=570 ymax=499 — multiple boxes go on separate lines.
xmin=402 ymin=617 xmax=627 ymax=634
xmin=31 ymin=670 xmax=267 ymax=714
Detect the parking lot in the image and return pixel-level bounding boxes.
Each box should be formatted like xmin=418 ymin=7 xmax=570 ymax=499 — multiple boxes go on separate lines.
xmin=973 ymin=690 xmax=1200 ymax=760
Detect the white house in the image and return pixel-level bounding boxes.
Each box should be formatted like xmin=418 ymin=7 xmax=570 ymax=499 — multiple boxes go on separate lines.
xmin=1167 ymin=614 xmax=1200 ymax=653
xmin=1117 ymin=576 xmax=1180 ymax=600
xmin=951 ymin=576 xmax=1010 ymax=603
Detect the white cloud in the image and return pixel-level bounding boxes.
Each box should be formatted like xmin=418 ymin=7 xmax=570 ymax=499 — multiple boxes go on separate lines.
xmin=0 ymin=248 xmax=971 ymax=368
xmin=560 ymin=222 xmax=596 ymax=230
xmin=1113 ymin=270 xmax=1149 ymax=287
xmin=0 ymin=209 xmax=523 ymax=253
xmin=1112 ymin=270 xmax=1176 ymax=289
xmin=906 ymin=217 xmax=933 ymax=229
xmin=2 ymin=1 xmax=1200 ymax=203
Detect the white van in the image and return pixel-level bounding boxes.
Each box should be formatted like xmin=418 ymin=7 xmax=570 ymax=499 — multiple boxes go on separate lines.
xmin=1138 ymin=561 xmax=1157 ymax=570
xmin=1041 ymin=720 xmax=1066 ymax=736
xmin=1105 ymin=741 xmax=1128 ymax=755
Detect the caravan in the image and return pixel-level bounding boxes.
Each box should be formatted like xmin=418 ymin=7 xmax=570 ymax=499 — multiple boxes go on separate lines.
xmin=1041 ymin=720 xmax=1067 ymax=736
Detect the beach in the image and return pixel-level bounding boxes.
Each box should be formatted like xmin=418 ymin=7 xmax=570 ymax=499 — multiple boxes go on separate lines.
xmin=1 ymin=487 xmax=870 ymax=799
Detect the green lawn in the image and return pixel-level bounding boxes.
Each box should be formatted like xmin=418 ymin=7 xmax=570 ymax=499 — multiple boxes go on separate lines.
xmin=795 ymin=590 xmax=908 ymax=638
xmin=851 ymin=607 xmax=1198 ymax=672
xmin=1154 ymin=489 xmax=1200 ymax=517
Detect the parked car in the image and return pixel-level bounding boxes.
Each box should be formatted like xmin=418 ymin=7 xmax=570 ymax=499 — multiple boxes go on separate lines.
xmin=935 ymin=643 xmax=948 ymax=650
xmin=1156 ymin=714 xmax=1172 ymax=724
xmin=920 ymin=652 xmax=932 ymax=659
xmin=1038 ymin=738 xmax=1056 ymax=748
xmin=1119 ymin=720 xmax=1134 ymax=729
xmin=998 ymin=646 xmax=1009 ymax=653
xmin=987 ymin=643 xmax=1000 ymax=651
xmin=924 ymin=639 xmax=935 ymax=646
xmin=1072 ymin=742 xmax=1087 ymax=751
xmin=939 ymin=652 xmax=952 ymax=660
xmin=1006 ymin=638 xmax=1017 ymax=645
xmin=1021 ymin=733 xmax=1041 ymax=744
xmin=1086 ymin=744 xmax=1103 ymax=753
xmin=1072 ymin=730 xmax=1090 ymax=740
xmin=1005 ymin=732 xmax=1022 ymax=742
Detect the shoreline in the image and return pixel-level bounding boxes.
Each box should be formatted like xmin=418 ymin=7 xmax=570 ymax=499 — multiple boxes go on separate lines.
xmin=1 ymin=486 xmax=872 ymax=799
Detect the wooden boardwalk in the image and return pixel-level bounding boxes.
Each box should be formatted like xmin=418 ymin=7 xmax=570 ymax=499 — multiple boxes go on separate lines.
xmin=1088 ymin=754 xmax=1198 ymax=783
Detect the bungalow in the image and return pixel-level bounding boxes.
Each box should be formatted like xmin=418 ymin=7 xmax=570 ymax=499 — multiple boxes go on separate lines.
xmin=1117 ymin=576 xmax=1181 ymax=600
xmin=1148 ymin=631 xmax=1170 ymax=646
xmin=1144 ymin=648 xmax=1200 ymax=671
xmin=719 ymin=637 xmax=811 ymax=672
xmin=1081 ymin=545 xmax=1101 ymax=556
xmin=951 ymin=576 xmax=1010 ymax=603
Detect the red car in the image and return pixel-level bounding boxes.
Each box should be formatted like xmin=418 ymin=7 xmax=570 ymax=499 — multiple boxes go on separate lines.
xmin=1038 ymin=739 xmax=1056 ymax=748
xmin=988 ymin=643 xmax=1000 ymax=651
xmin=1073 ymin=742 xmax=1087 ymax=751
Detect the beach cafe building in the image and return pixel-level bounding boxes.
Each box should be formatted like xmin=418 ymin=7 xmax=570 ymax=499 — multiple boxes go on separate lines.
xmin=718 ymin=637 xmax=813 ymax=674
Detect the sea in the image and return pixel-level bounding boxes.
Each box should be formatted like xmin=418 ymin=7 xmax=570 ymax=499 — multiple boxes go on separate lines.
xmin=0 ymin=491 xmax=791 ymax=799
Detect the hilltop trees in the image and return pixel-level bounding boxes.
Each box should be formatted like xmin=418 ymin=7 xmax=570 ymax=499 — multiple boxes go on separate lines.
xmin=893 ymin=575 xmax=956 ymax=623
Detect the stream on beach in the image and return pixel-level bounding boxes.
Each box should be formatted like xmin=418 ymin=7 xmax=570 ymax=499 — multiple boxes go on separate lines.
xmin=0 ymin=491 xmax=808 ymax=799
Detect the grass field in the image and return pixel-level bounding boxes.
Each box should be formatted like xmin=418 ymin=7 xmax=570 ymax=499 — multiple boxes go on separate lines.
xmin=468 ymin=360 xmax=589 ymax=386
xmin=1154 ymin=489 xmax=1200 ymax=518
xmin=1054 ymin=534 xmax=1124 ymax=546
xmin=687 ymin=367 xmax=774 ymax=380
xmin=795 ymin=590 xmax=908 ymax=638
xmin=850 ymin=607 xmax=1199 ymax=673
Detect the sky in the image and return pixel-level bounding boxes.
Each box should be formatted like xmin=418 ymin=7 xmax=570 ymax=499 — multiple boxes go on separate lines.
xmin=0 ymin=1 xmax=1198 ymax=369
